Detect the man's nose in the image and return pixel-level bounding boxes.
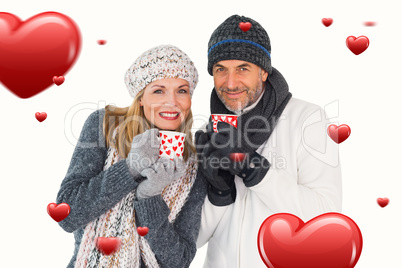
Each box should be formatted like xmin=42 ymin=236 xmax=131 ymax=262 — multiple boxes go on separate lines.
xmin=226 ymin=71 xmax=239 ymax=89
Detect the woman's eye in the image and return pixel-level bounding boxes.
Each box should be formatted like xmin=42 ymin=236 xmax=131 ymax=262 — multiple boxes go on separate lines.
xmin=153 ymin=89 xmax=163 ymax=94
xmin=179 ymin=89 xmax=189 ymax=94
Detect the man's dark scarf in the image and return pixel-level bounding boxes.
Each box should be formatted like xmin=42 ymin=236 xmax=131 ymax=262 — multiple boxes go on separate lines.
xmin=209 ymin=67 xmax=292 ymax=150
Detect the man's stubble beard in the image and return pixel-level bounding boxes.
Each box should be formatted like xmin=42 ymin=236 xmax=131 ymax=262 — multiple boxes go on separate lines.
xmin=216 ymin=71 xmax=265 ymax=113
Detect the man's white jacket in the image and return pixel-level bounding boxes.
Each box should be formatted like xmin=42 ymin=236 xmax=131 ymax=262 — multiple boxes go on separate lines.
xmin=196 ymin=98 xmax=342 ymax=268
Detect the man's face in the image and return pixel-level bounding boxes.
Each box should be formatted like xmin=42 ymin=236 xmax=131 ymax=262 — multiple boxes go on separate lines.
xmin=213 ymin=60 xmax=268 ymax=113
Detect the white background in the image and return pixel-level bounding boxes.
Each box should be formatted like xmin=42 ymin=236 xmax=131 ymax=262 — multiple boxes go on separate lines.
xmin=1 ymin=0 xmax=402 ymax=267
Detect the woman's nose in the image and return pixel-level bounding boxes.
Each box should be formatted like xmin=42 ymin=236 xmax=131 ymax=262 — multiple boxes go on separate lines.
xmin=164 ymin=92 xmax=178 ymax=106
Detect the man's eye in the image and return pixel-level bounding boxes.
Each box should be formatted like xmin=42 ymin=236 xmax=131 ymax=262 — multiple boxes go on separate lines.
xmin=240 ymin=67 xmax=248 ymax=71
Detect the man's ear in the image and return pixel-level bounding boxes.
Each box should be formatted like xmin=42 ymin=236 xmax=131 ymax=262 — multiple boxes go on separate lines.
xmin=261 ymin=69 xmax=269 ymax=82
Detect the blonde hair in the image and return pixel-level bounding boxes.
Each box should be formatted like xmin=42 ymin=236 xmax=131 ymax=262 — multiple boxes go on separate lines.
xmin=103 ymin=90 xmax=195 ymax=162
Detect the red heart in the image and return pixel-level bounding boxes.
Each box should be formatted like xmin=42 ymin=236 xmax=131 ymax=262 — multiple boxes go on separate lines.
xmin=164 ymin=135 xmax=167 ymax=139
xmin=166 ymin=150 xmax=171 ymax=155
xmin=181 ymin=147 xmax=184 ymax=152
xmin=176 ymin=153 xmax=180 ymax=157
xmin=321 ymin=18 xmax=333 ymax=27
xmin=229 ymin=153 xmax=246 ymax=162
xmin=346 ymin=35 xmax=369 ymax=55
xmin=97 ymin=39 xmax=107 ymax=45
xmin=173 ymin=146 xmax=177 ymax=151
xmin=47 ymin=202 xmax=70 ymax=222
xmin=364 ymin=21 xmax=376 ymax=27
xmin=377 ymin=197 xmax=389 ymax=208
xmin=35 ymin=112 xmax=47 ymax=122
xmin=258 ymin=213 xmax=363 ymax=268
xmin=178 ymin=142 xmax=182 ymax=147
xmin=327 ymin=124 xmax=351 ymax=144
xmin=181 ymin=137 xmax=184 ymax=141
xmin=96 ymin=237 xmax=121 ymax=255
xmin=167 ymin=138 xmax=173 ymax=144
xmin=159 ymin=150 xmax=163 ymax=155
xmin=239 ymin=22 xmax=252 ymax=32
xmin=163 ymin=146 xmax=167 ymax=150
xmin=52 ymin=76 xmax=65 ymax=86
xmin=162 ymin=140 xmax=165 ymax=145
xmin=137 ymin=226 xmax=149 ymax=236
xmin=0 ymin=12 xmax=81 ymax=98
xmin=175 ymin=135 xmax=180 ymax=140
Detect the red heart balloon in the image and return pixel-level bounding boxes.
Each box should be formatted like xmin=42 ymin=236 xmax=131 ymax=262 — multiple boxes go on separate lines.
xmin=258 ymin=213 xmax=363 ymax=268
xmin=35 ymin=112 xmax=47 ymax=122
xmin=96 ymin=237 xmax=121 ymax=255
xmin=47 ymin=202 xmax=70 ymax=222
xmin=0 ymin=12 xmax=81 ymax=98
xmin=327 ymin=124 xmax=351 ymax=144
xmin=239 ymin=22 xmax=252 ymax=32
xmin=137 ymin=226 xmax=149 ymax=236
xmin=322 ymin=18 xmax=333 ymax=27
xmin=377 ymin=197 xmax=389 ymax=208
xmin=346 ymin=35 xmax=369 ymax=55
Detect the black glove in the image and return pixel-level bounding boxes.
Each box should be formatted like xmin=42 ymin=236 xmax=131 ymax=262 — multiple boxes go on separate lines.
xmin=204 ymin=121 xmax=271 ymax=187
xmin=195 ymin=129 xmax=236 ymax=206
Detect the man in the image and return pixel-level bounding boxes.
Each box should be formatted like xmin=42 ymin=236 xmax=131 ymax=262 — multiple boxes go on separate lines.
xmin=195 ymin=15 xmax=342 ymax=267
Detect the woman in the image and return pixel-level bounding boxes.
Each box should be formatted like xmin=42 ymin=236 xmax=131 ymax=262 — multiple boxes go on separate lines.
xmin=56 ymin=45 xmax=207 ymax=267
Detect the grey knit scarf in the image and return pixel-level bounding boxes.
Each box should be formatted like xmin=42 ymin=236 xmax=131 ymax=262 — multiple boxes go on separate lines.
xmin=209 ymin=67 xmax=292 ymax=150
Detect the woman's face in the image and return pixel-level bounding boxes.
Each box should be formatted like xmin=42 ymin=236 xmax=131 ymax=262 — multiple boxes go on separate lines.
xmin=140 ymin=78 xmax=191 ymax=131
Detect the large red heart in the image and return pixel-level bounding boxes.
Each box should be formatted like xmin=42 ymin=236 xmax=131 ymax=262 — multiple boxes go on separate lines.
xmin=0 ymin=12 xmax=81 ymax=98
xmin=327 ymin=124 xmax=351 ymax=144
xmin=346 ymin=35 xmax=369 ymax=55
xmin=96 ymin=237 xmax=121 ymax=255
xmin=47 ymin=202 xmax=70 ymax=222
xmin=258 ymin=213 xmax=363 ymax=268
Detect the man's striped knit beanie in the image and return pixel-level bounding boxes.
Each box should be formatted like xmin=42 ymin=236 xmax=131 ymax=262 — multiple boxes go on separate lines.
xmin=207 ymin=15 xmax=272 ymax=75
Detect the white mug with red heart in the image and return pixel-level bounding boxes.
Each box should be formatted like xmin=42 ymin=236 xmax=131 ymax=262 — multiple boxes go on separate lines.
xmin=211 ymin=114 xmax=238 ymax=132
xmin=158 ymin=131 xmax=186 ymax=160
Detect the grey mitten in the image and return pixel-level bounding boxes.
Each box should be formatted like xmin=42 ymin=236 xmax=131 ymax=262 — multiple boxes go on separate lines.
xmin=126 ymin=128 xmax=160 ymax=177
xmin=136 ymin=157 xmax=187 ymax=200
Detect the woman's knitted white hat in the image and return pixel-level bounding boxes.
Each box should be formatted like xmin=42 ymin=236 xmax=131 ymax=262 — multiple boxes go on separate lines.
xmin=124 ymin=45 xmax=199 ymax=98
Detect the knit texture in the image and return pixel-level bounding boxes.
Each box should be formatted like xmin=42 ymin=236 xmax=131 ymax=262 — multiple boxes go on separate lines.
xmin=57 ymin=109 xmax=208 ymax=268
xmin=208 ymin=15 xmax=272 ymax=75
xmin=74 ymin=138 xmax=198 ymax=267
xmin=125 ymin=45 xmax=199 ymax=98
